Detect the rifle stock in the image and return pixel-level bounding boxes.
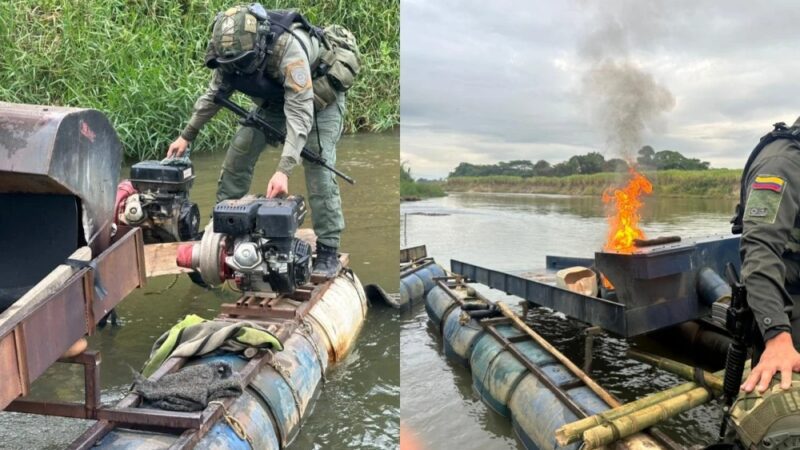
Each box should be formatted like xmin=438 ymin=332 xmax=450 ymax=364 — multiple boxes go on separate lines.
xmin=213 ymin=93 xmax=355 ymax=184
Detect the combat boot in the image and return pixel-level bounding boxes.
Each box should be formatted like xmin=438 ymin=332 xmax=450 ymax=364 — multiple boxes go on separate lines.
xmin=312 ymin=243 xmax=341 ymax=279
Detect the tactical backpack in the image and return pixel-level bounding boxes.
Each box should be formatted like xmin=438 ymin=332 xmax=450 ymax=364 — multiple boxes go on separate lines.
xmin=731 ymin=122 xmax=800 ymax=234
xmin=312 ymin=25 xmax=362 ymax=111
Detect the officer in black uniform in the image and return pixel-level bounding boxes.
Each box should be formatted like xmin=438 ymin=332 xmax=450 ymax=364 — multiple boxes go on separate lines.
xmin=735 ymin=118 xmax=800 ymax=393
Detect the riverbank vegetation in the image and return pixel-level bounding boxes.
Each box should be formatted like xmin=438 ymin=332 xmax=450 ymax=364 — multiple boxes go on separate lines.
xmin=0 ymin=0 xmax=398 ymax=159
xmin=446 ymin=169 xmax=741 ymax=198
xmin=401 ymin=164 xmax=446 ymax=201
xmin=450 ymin=147 xmax=710 ymax=178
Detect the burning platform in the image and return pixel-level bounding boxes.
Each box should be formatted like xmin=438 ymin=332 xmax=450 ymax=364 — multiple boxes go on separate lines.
xmin=453 ymin=235 xmax=739 ymax=337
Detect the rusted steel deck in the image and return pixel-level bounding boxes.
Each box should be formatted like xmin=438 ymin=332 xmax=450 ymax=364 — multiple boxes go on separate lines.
xmin=0 ymin=226 xmax=145 ymax=411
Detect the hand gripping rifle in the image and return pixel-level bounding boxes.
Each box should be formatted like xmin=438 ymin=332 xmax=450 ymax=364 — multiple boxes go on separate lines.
xmin=717 ymin=262 xmax=757 ymax=442
xmin=212 ymin=92 xmax=355 ymax=184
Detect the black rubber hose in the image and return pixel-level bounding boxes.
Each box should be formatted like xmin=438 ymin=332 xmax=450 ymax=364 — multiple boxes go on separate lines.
xmin=467 ymin=308 xmax=502 ymax=320
xmin=461 ymin=302 xmax=491 ymax=311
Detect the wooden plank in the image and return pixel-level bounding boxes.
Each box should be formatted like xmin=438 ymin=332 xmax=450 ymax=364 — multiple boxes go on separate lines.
xmin=144 ymin=242 xmax=193 ymax=278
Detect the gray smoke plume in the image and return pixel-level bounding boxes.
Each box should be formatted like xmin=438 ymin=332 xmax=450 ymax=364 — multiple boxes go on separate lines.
xmin=578 ymin=0 xmax=676 ymax=160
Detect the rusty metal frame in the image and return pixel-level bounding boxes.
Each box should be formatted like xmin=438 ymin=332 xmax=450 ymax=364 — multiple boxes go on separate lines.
xmin=400 ymin=259 xmax=437 ymax=278
xmin=219 ymin=254 xmax=349 ymax=321
xmin=7 ymin=352 xmax=207 ymax=431
xmin=67 ymin=256 xmax=350 ymax=450
xmin=481 ymin=323 xmax=590 ymax=419
xmin=0 ymin=226 xmax=145 ymax=411
xmin=400 ymin=245 xmax=428 ymax=264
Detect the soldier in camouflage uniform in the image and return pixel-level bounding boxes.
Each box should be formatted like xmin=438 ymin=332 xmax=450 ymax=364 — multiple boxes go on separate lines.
xmin=737 ymin=117 xmax=800 ymax=394
xmin=167 ymin=4 xmax=355 ymax=278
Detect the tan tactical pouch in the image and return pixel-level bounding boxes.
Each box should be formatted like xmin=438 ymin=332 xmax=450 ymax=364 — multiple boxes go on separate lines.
xmin=312 ymin=25 xmax=361 ymax=111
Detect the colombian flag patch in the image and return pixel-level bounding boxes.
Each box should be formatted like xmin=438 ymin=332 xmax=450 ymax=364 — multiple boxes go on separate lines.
xmin=752 ymin=175 xmax=785 ymax=192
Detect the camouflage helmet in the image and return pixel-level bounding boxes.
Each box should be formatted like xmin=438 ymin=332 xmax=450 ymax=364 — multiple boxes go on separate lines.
xmin=207 ymin=4 xmax=269 ymax=72
xmin=730 ymin=372 xmax=800 ymax=449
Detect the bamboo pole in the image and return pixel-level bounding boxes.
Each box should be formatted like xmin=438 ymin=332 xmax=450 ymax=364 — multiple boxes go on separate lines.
xmin=581 ymin=386 xmax=712 ymax=449
xmin=557 ymin=361 xmax=750 ymax=447
xmin=555 ymin=380 xmax=699 ymax=445
xmin=495 ymin=301 xmax=621 ymax=408
xmin=627 ymin=348 xmax=723 ymax=392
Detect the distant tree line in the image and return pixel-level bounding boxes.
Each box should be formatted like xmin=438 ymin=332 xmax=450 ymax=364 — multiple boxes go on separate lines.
xmin=449 ymin=146 xmax=710 ymax=178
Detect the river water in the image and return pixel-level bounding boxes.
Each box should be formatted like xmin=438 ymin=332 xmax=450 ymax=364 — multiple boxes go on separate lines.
xmin=400 ymin=191 xmax=735 ymax=449
xmin=0 ymin=132 xmax=400 ymax=449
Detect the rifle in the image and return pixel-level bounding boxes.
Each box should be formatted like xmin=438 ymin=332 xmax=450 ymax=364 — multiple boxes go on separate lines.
xmin=213 ymin=92 xmax=355 ymax=184
xmin=717 ymin=262 xmax=757 ymax=441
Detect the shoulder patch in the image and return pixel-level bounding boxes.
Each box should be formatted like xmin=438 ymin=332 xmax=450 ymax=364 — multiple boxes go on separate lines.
xmin=285 ymin=60 xmax=311 ymax=93
xmin=744 ymin=175 xmax=787 ymax=224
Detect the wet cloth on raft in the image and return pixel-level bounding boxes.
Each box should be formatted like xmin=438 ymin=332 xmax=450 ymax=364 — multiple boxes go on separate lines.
xmin=142 ymin=314 xmax=283 ymax=377
xmin=134 ymin=362 xmax=242 ymax=412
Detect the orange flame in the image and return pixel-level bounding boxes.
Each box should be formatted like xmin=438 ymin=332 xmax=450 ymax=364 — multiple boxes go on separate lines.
xmin=602 ymin=166 xmax=653 ymax=253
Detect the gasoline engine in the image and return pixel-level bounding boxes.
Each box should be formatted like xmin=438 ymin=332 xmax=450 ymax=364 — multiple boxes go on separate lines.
xmin=115 ymin=160 xmax=201 ymax=243
xmin=176 ymin=195 xmax=312 ymax=295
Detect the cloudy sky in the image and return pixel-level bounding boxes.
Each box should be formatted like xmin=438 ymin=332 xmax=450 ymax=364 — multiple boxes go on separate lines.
xmin=401 ymin=0 xmax=800 ymax=179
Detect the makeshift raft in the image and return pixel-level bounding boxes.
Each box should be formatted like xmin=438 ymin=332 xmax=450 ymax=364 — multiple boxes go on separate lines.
xmin=45 ymin=253 xmax=368 ymax=450
xmin=422 ymin=272 xmax=681 ymax=450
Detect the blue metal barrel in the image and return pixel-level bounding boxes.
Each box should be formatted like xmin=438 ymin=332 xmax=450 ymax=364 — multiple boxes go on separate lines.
xmin=400 ymin=273 xmax=425 ymax=307
xmin=469 ymin=325 xmax=556 ymax=417
xmin=509 ymin=367 xmax=608 ymax=450
xmin=413 ymin=264 xmax=446 ymax=293
xmin=441 ymin=307 xmax=484 ymax=367
xmin=424 ymin=285 xmax=457 ymax=328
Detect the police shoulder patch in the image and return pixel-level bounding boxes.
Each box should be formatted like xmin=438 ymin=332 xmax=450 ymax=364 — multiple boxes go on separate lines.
xmin=744 ymin=174 xmax=787 ymax=224
xmin=285 ymin=60 xmax=311 ymax=93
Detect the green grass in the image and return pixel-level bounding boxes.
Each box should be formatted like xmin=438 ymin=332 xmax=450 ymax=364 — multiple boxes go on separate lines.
xmin=446 ymin=169 xmax=742 ymax=198
xmin=400 ymin=179 xmax=446 ymax=200
xmin=0 ymin=0 xmax=398 ymax=160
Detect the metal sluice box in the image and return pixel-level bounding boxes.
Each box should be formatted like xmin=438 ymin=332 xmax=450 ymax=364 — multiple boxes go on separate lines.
xmin=0 ymin=226 xmax=145 ymax=411
xmin=0 ymin=102 xmax=144 ymax=411
xmin=452 ymin=235 xmax=740 ymax=337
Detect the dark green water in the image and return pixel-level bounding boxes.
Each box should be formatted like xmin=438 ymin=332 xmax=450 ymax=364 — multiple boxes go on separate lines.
xmin=0 ymin=132 xmax=399 ymax=449
xmin=400 ymin=192 xmax=735 ymax=449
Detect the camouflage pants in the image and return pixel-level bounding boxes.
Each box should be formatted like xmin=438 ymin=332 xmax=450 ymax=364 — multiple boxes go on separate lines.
xmin=217 ymin=93 xmax=346 ymax=248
